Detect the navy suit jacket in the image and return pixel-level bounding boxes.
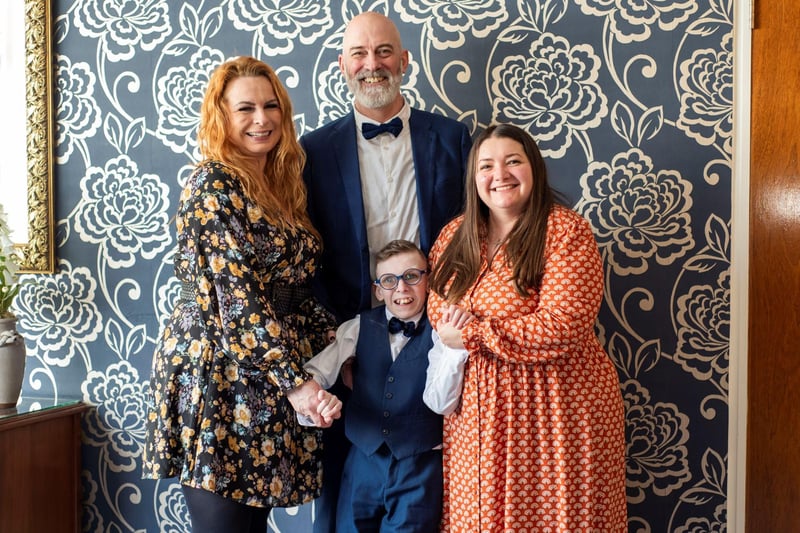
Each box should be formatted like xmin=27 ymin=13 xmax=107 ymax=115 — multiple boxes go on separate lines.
xmin=300 ymin=108 xmax=471 ymax=322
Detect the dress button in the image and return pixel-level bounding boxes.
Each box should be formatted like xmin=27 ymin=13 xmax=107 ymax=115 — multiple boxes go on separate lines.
xmin=387 ymin=376 xmax=395 ymax=383
xmin=382 ymin=428 xmax=389 ymax=435
xmin=383 ymin=411 xmax=390 ymax=418
xmin=385 ymin=393 xmax=393 ymax=399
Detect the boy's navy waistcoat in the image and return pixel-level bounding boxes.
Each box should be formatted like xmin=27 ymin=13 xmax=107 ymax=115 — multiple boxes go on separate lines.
xmin=345 ymin=306 xmax=442 ymax=460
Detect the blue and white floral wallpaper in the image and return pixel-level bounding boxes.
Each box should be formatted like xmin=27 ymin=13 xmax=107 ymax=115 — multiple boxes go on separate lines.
xmin=13 ymin=0 xmax=733 ymax=531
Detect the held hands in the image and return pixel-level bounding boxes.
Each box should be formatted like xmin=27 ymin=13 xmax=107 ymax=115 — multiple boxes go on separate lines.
xmin=314 ymin=388 xmax=342 ymax=426
xmin=436 ymin=304 xmax=475 ymax=350
xmin=286 ymin=380 xmax=342 ymax=428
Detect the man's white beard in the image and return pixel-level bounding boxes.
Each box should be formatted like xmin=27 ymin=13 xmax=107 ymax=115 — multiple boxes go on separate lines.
xmin=346 ymin=69 xmax=402 ymax=110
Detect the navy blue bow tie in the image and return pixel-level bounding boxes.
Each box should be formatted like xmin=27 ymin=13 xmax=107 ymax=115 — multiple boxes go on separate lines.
xmin=388 ymin=316 xmax=417 ymax=337
xmin=361 ymin=117 xmax=403 ymax=140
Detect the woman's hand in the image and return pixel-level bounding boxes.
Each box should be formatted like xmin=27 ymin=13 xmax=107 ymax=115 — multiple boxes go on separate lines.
xmin=441 ymin=304 xmax=474 ymax=329
xmin=286 ymin=380 xmax=342 ymax=427
xmin=436 ymin=304 xmax=475 ymax=349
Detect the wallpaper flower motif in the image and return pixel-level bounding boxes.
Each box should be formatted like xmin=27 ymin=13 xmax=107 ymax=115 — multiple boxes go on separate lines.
xmin=677 ymin=34 xmax=734 ymax=155
xmin=55 ymin=55 xmax=102 ymax=164
xmin=156 ymin=483 xmax=192 ymax=532
xmin=82 ymin=472 xmax=105 ymax=532
xmin=228 ymin=0 xmax=334 ymax=55
xmin=579 ymin=148 xmax=694 ymax=276
xmin=156 ymin=47 xmax=224 ymax=154
xmin=314 ymin=62 xmax=354 ymax=125
xmin=14 ymin=260 xmax=103 ymax=369
xmin=491 ymin=33 xmax=608 ymax=157
xmin=17 ymin=0 xmax=735 ymax=531
xmin=676 ymin=274 xmax=730 ymax=384
xmin=75 ymin=155 xmax=173 ymax=268
xmin=675 ymin=504 xmax=727 ymax=533
xmin=74 ymin=0 xmax=171 ymax=61
xmin=576 ymin=0 xmax=698 ymax=43
xmin=623 ymin=380 xmax=691 ymax=503
xmin=83 ymin=360 xmax=147 ymax=472
xmin=397 ymin=0 xmax=508 ymax=49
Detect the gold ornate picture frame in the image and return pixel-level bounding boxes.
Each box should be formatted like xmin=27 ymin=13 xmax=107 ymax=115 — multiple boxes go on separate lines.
xmin=20 ymin=0 xmax=55 ymax=273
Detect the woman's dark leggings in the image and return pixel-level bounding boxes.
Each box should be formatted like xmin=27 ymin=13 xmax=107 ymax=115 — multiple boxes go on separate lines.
xmin=182 ymin=485 xmax=271 ymax=533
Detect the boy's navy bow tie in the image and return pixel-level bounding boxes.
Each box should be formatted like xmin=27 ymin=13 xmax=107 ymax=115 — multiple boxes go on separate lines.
xmin=362 ymin=117 xmax=403 ymax=139
xmin=388 ymin=316 xmax=417 ymax=337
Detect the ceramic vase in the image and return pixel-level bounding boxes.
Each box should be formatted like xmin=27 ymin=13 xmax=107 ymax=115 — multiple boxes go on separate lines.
xmin=0 ymin=316 xmax=25 ymax=408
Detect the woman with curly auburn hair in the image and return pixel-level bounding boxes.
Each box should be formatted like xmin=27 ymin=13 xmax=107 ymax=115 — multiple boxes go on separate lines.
xmin=197 ymin=56 xmax=312 ymax=232
xmin=143 ymin=56 xmax=342 ymax=533
xmin=427 ymin=124 xmax=627 ymax=532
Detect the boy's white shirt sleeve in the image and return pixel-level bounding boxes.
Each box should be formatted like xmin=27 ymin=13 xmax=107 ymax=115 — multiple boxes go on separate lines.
xmin=296 ymin=316 xmax=360 ymax=427
xmin=303 ymin=316 xmax=360 ymax=389
xmin=423 ymin=329 xmax=468 ymax=415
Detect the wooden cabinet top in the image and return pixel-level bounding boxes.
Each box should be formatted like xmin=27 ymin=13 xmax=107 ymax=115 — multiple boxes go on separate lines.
xmin=0 ymin=397 xmax=88 ymax=431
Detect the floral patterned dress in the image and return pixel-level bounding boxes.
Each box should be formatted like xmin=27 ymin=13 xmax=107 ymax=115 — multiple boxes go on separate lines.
xmin=143 ymin=161 xmax=336 ymax=508
xmin=427 ymin=206 xmax=627 ymax=532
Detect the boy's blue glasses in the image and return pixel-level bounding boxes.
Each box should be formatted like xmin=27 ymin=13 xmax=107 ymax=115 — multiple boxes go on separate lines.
xmin=374 ymin=268 xmax=428 ymax=290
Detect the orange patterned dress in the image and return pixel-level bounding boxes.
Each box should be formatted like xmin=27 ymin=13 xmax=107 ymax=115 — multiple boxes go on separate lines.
xmin=427 ymin=206 xmax=627 ymax=532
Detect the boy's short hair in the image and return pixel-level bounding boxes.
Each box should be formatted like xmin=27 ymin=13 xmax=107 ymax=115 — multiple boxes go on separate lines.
xmin=374 ymin=239 xmax=427 ymax=268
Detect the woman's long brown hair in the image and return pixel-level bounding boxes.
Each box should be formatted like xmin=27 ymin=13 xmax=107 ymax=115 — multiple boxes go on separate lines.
xmin=430 ymin=124 xmax=563 ymax=302
xmin=197 ymin=56 xmax=315 ymax=235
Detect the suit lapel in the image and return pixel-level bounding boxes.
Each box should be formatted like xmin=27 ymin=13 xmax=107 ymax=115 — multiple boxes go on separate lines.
xmin=329 ymin=113 xmax=371 ymax=309
xmin=332 ymin=113 xmax=368 ymax=246
xmin=408 ymin=109 xmax=435 ymax=252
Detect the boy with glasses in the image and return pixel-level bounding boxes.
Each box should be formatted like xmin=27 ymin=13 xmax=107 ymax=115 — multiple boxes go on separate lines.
xmin=302 ymin=239 xmax=471 ymax=532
